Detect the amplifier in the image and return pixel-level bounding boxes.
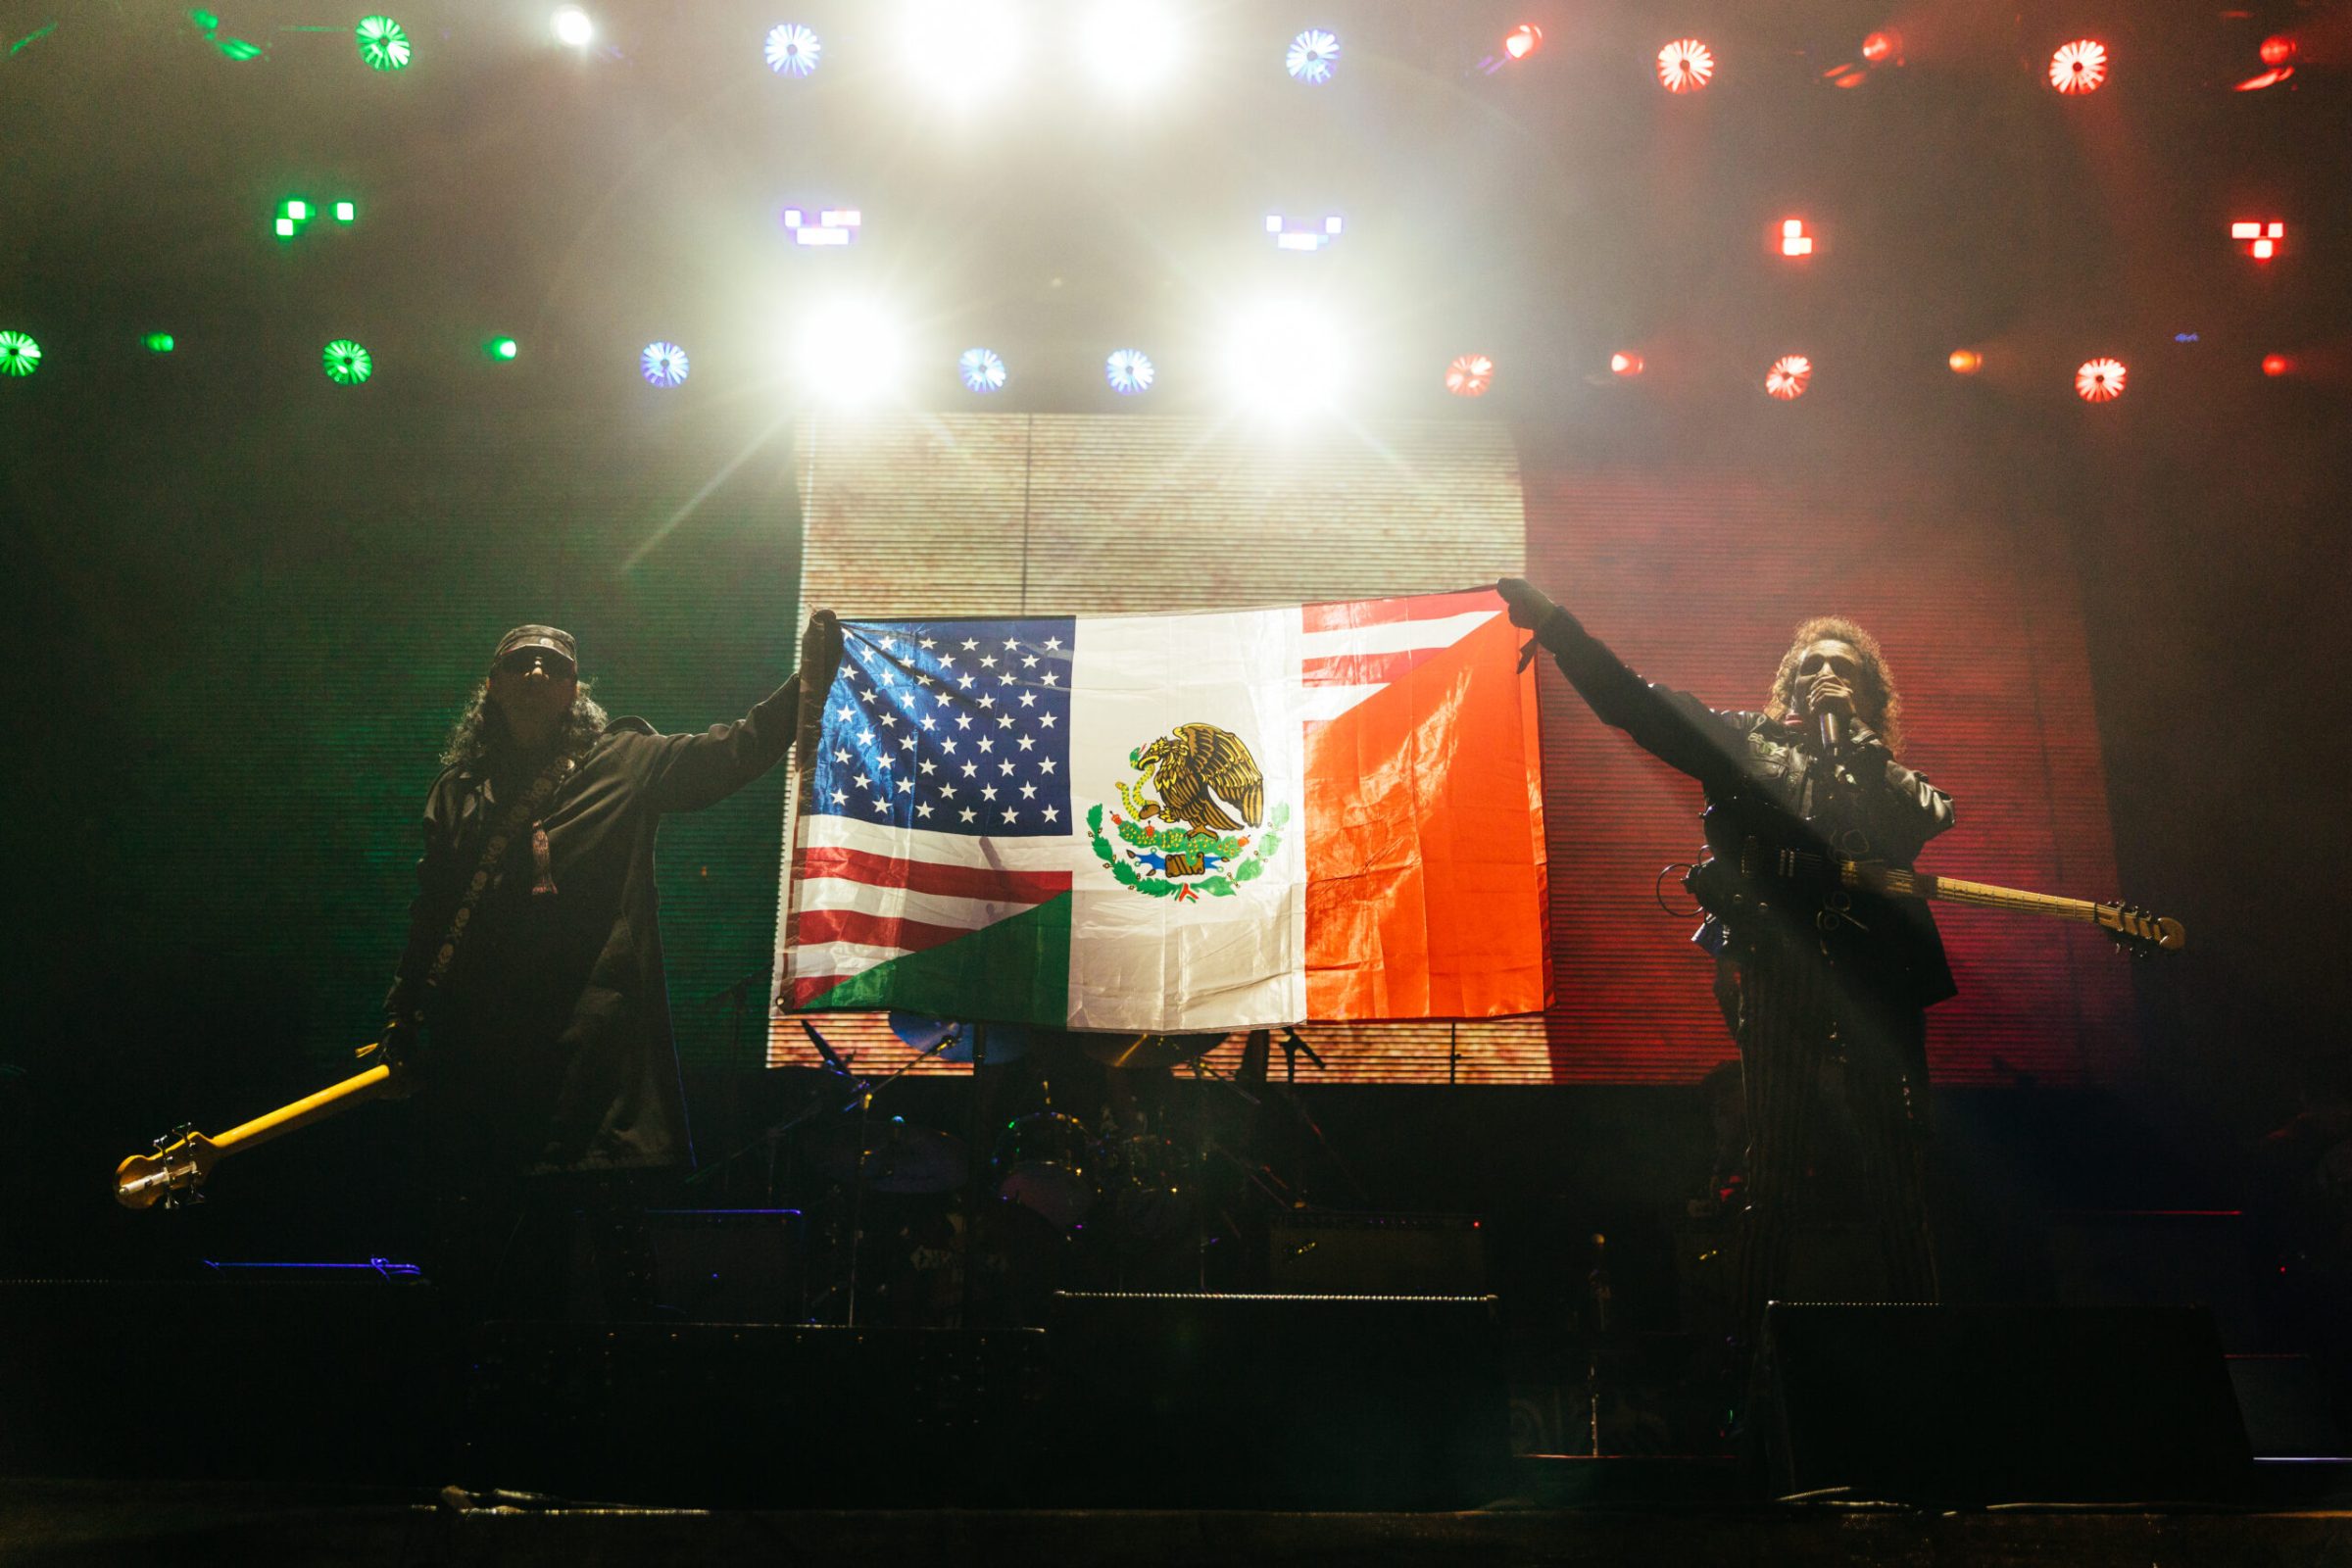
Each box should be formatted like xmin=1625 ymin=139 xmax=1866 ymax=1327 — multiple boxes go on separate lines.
xmin=1267 ymin=1210 xmax=1487 ymax=1294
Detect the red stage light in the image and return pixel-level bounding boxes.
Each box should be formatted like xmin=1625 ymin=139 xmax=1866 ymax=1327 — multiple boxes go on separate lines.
xmin=1779 ymin=218 xmax=1815 ymax=258
xmin=1503 ymin=24 xmax=1542 ymax=61
xmin=2262 ymin=354 xmax=2292 ymax=377
xmin=1610 ymin=352 xmax=1643 ymax=377
xmin=1657 ymin=39 xmax=1714 ymax=93
xmin=1445 ymin=354 xmax=1494 ymax=397
xmin=2075 ymin=359 xmax=2126 ymax=402
xmin=1861 ymin=30 xmax=1901 ymax=65
xmin=2259 ymin=34 xmax=2297 ymax=67
xmin=1765 ymin=355 xmax=1811 ymax=400
xmin=2049 ymin=39 xmax=2107 ymax=94
xmin=2232 ymin=220 xmax=2286 ymax=261
xmin=1948 ymin=349 xmax=1982 ymax=375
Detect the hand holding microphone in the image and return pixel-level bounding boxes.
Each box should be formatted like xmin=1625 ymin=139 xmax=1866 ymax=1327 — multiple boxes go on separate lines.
xmin=1803 ymin=667 xmax=1856 ymax=757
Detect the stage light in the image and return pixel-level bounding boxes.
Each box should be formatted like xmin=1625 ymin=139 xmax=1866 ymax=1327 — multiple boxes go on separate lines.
xmin=1077 ymin=2 xmax=1183 ymax=97
xmin=1286 ymin=29 xmax=1338 ymax=83
xmin=1658 ymin=39 xmax=1713 ymax=93
xmin=1765 ymin=355 xmax=1811 ymax=400
xmin=1948 ymin=349 xmax=1982 ymax=375
xmin=2231 ymin=220 xmax=2285 ymax=262
xmin=322 ymin=340 xmax=372 ymax=385
xmin=287 ymin=199 xmax=310 ymax=221
xmin=2049 ymin=39 xmax=2106 ymax=94
xmin=484 ymin=337 xmax=519 ymax=361
xmin=145 ymin=333 xmax=175 ymax=354
xmin=552 ymin=7 xmax=594 ymax=48
xmin=334 ymin=200 xmax=356 ymax=222
xmin=1267 ymin=214 xmax=1344 ymax=253
xmin=1104 ymin=349 xmax=1154 ymax=396
xmin=902 ymin=0 xmax=1024 ymax=107
xmin=357 ymin=16 xmax=411 ymax=71
xmin=1503 ymin=24 xmax=1542 ymax=61
xmin=2075 ymin=358 xmax=2126 ymax=402
xmin=274 ymin=217 xmax=296 ymax=237
xmin=765 ymin=23 xmax=820 ymax=75
xmin=1219 ymin=303 xmax=1348 ymax=418
xmin=1445 ymin=354 xmax=1494 ymax=398
xmin=1610 ymin=352 xmax=1643 ymax=377
xmin=641 ymin=341 xmax=689 ymax=387
xmin=0 ymin=331 xmax=40 ymax=377
xmin=2260 ymin=34 xmax=2297 ymax=67
xmin=958 ymin=347 xmax=1007 ymax=393
xmin=783 ymin=208 xmax=861 ymax=246
xmin=1861 ymin=30 xmax=1900 ymax=65
xmin=2262 ymin=354 xmax=2292 ymax=377
xmin=1779 ymin=218 xmax=1815 ymax=258
xmin=794 ymin=302 xmax=906 ymax=407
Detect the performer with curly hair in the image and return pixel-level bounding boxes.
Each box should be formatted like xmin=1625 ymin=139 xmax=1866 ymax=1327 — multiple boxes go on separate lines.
xmin=380 ymin=617 xmax=838 ymax=1321
xmin=1498 ymin=579 xmax=1955 ymax=1390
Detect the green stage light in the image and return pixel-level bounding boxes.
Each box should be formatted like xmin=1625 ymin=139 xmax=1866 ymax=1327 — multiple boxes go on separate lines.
xmin=322 ymin=339 xmax=372 ymax=385
xmin=356 ymin=16 xmax=411 ymax=71
xmin=485 ymin=337 xmax=519 ymax=361
xmin=274 ymin=217 xmax=296 ymax=236
xmin=0 ymin=332 xmax=40 ymax=377
xmin=145 ymin=333 xmax=175 ymax=354
xmin=286 ymin=199 xmax=309 ymax=221
xmin=335 ymin=200 xmax=356 ymax=222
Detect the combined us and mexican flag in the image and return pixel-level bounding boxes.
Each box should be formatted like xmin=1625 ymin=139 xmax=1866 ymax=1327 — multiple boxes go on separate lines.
xmin=778 ymin=587 xmax=1551 ymax=1032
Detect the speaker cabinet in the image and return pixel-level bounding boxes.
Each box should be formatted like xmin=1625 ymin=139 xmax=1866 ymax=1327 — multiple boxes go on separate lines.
xmin=1046 ymin=1291 xmax=1507 ymax=1507
xmin=1756 ymin=1303 xmax=2252 ymax=1503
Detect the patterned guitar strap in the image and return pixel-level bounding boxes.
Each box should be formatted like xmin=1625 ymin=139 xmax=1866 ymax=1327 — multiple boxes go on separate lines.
xmin=418 ymin=751 xmax=579 ymax=999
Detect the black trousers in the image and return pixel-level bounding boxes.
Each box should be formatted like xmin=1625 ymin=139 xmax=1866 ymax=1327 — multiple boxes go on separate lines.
xmin=1728 ymin=940 xmax=1939 ymax=1346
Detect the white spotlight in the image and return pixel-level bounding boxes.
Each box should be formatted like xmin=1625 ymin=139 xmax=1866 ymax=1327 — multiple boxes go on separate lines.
xmin=795 ymin=302 xmax=906 ymax=408
xmin=552 ymin=7 xmax=595 ymax=47
xmin=1074 ymin=0 xmax=1183 ymax=99
xmin=901 ymin=0 xmax=1024 ymax=108
xmin=1220 ymin=300 xmax=1348 ymax=420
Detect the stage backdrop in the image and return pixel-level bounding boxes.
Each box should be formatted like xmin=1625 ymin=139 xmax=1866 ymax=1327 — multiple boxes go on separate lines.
xmin=769 ymin=414 xmax=2132 ymax=1086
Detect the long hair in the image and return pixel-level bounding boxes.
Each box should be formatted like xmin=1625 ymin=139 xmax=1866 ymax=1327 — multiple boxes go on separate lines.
xmin=440 ymin=677 xmax=610 ymax=769
xmin=1763 ymin=616 xmax=1906 ymax=758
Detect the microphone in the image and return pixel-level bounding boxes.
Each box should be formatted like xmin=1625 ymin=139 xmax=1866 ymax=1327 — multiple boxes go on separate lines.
xmin=1815 ymin=706 xmax=1846 ymax=757
xmin=798 ymin=1018 xmax=850 ymax=1075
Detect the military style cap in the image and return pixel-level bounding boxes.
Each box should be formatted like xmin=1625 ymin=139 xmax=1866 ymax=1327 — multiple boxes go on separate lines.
xmin=492 ymin=624 xmax=578 ymax=669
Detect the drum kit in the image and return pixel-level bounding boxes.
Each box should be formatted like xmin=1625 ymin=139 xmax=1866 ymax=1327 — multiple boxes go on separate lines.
xmin=781 ymin=1014 xmax=1242 ymax=1325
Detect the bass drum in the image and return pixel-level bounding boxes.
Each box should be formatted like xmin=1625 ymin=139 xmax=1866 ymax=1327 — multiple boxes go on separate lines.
xmin=993 ymin=1111 xmax=1098 ymax=1232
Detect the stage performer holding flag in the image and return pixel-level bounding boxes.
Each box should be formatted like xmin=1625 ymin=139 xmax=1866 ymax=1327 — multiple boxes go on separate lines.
xmin=1497 ymin=577 xmax=1954 ymax=1386
xmin=377 ymin=613 xmax=840 ymax=1322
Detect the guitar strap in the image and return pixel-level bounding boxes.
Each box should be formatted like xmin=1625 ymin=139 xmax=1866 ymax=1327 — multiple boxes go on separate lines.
xmin=417 ymin=751 xmax=581 ymax=999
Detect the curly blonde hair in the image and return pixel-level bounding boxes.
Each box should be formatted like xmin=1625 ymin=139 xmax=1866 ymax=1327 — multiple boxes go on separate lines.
xmin=1763 ymin=616 xmax=1905 ymax=757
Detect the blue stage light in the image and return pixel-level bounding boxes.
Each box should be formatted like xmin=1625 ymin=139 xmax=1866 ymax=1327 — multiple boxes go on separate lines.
xmin=765 ymin=23 xmax=820 ymax=75
xmin=641 ymin=341 xmax=690 ymax=387
xmin=1105 ymin=349 xmax=1154 ymax=395
xmin=1286 ymin=29 xmax=1338 ymax=83
xmin=959 ymin=348 xmax=1008 ymax=393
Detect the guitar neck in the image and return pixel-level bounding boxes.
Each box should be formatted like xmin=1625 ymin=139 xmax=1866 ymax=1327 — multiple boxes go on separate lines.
xmin=209 ymin=1063 xmax=398 ymax=1157
xmin=1850 ymin=864 xmax=2102 ymax=924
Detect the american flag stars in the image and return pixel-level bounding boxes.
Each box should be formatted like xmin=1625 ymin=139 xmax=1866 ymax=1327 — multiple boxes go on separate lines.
xmin=808 ymin=617 xmax=1076 ymax=840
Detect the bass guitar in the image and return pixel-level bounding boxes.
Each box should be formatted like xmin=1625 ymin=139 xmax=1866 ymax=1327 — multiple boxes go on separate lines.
xmin=114 ymin=1052 xmax=408 ymax=1210
xmin=1685 ymin=820 xmax=2184 ymax=954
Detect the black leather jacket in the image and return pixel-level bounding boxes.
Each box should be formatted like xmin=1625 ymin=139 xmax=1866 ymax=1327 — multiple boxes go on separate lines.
xmin=1534 ymin=606 xmax=1957 ymax=1009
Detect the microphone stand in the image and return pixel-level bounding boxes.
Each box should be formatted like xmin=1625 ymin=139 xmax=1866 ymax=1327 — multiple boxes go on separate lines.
xmin=1271 ymin=1027 xmax=1368 ymax=1208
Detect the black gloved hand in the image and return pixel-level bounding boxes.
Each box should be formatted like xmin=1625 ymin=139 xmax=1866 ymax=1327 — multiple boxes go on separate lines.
xmin=1496 ymin=577 xmax=1559 ymax=632
xmin=800 ymin=609 xmax=846 ymax=699
xmin=361 ymin=1016 xmax=421 ymax=1096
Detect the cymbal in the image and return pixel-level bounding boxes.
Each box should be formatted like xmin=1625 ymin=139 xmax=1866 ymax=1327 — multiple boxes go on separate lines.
xmin=887 ymin=1013 xmax=1032 ymax=1063
xmin=803 ymin=1115 xmax=969 ymax=1195
xmin=1078 ymin=1031 xmax=1227 ymax=1070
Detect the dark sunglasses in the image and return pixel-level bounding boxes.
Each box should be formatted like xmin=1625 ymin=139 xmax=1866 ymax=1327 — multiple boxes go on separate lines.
xmin=496 ymin=649 xmax=575 ymax=679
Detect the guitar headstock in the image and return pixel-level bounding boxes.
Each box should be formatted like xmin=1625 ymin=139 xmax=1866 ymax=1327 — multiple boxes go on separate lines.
xmin=2094 ymin=902 xmax=2186 ymax=955
xmin=113 ymin=1126 xmax=220 ymax=1211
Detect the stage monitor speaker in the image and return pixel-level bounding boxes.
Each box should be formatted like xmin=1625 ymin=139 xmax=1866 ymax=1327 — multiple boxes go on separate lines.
xmin=464 ymin=1324 xmax=1047 ymax=1506
xmin=1046 ymin=1291 xmax=1507 ymax=1508
xmin=1267 ymin=1210 xmax=1486 ymax=1294
xmin=1756 ymin=1303 xmax=2253 ymax=1503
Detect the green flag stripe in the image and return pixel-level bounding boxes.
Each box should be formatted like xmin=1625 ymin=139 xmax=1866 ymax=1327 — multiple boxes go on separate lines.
xmin=797 ymin=892 xmax=1070 ymax=1026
